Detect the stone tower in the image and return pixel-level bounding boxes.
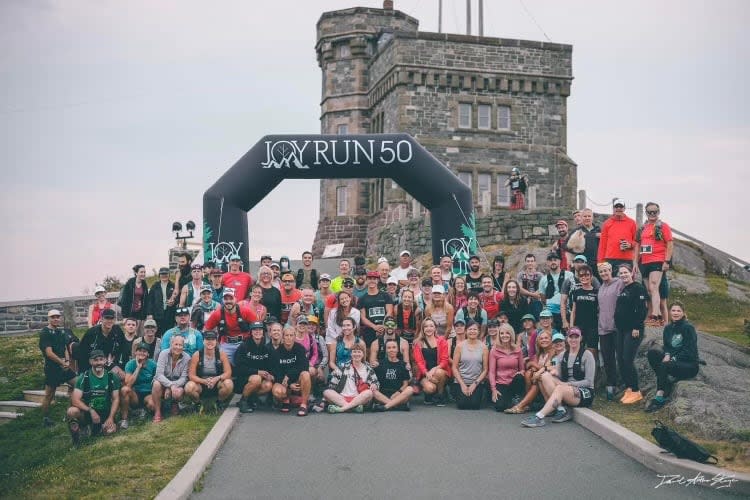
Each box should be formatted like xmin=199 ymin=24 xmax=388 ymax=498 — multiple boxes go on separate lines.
xmin=312 ymin=3 xmax=576 ymax=259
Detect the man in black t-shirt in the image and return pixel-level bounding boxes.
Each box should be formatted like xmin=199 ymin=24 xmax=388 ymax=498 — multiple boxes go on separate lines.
xmin=372 ymin=338 xmax=413 ymax=411
xmin=39 ymin=309 xmax=78 ymax=427
xmin=358 ymin=271 xmax=394 ymax=347
xmin=464 ymin=255 xmax=485 ymax=294
xmin=77 ymin=308 xmax=125 ymax=373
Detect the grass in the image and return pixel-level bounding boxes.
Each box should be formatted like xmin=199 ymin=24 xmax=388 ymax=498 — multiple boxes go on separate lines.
xmin=0 ymin=334 xmax=219 ymax=499
xmin=670 ymin=274 xmax=750 ymax=347
xmin=592 ymin=398 xmax=750 ymax=473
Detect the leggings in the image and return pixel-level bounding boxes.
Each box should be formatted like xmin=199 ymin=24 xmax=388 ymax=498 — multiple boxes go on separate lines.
xmin=616 ymin=328 xmax=643 ymax=391
xmin=598 ymin=333 xmax=618 ymax=387
xmin=494 ymin=373 xmax=525 ymax=411
xmin=455 ymin=382 xmax=484 ymax=410
xmin=647 ymin=348 xmax=699 ymax=392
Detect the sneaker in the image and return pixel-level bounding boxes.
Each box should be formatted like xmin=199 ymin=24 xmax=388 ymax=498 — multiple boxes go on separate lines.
xmin=135 ymin=408 xmax=148 ymax=419
xmin=43 ymin=416 xmax=54 ymax=428
xmin=353 ymin=405 xmax=364 ymax=413
xmin=645 ymin=397 xmax=668 ymax=413
xmin=550 ymin=407 xmax=572 ymax=423
xmin=423 ymin=393 xmax=434 ymax=405
xmin=280 ymin=401 xmax=291 ymax=413
xmin=312 ymin=402 xmax=326 ymax=413
xmin=216 ymin=400 xmax=228 ymax=412
xmin=119 ymin=419 xmax=129 ymax=430
xmin=69 ymin=420 xmax=81 ymax=446
xmin=435 ymin=395 xmax=446 ymax=407
xmin=397 ymin=402 xmax=411 ymax=412
xmin=239 ymin=399 xmax=254 ymax=414
xmin=606 ymin=387 xmax=615 ymax=402
xmin=372 ymin=403 xmax=387 ymax=412
xmin=619 ymin=388 xmax=633 ymax=403
xmin=521 ymin=415 xmax=546 ymax=428
xmin=177 ymin=401 xmax=189 ymax=411
xmin=622 ymin=390 xmax=643 ymax=405
xmin=327 ymin=404 xmax=342 ymax=414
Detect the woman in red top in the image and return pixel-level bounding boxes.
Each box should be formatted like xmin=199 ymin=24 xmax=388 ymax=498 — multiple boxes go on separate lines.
xmin=635 ymin=202 xmax=673 ymax=325
xmin=412 ymin=318 xmax=450 ymax=405
xmin=489 ymin=323 xmax=525 ymax=412
xmin=88 ymin=286 xmax=113 ymax=327
xmin=241 ymin=285 xmax=268 ymax=324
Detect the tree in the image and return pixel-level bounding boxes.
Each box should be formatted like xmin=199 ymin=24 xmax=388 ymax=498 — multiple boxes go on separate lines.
xmin=99 ymin=275 xmax=124 ymax=292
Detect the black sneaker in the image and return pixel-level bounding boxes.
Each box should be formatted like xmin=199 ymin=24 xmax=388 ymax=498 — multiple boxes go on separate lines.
xmin=216 ymin=400 xmax=228 ymax=412
xmin=372 ymin=403 xmax=387 ymax=412
xmin=43 ymin=416 xmax=54 ymax=428
xmin=239 ymin=399 xmax=253 ymax=414
xmin=69 ymin=420 xmax=81 ymax=446
xmin=435 ymin=395 xmax=446 ymax=407
xmin=645 ymin=397 xmax=668 ymax=413
xmin=424 ymin=393 xmax=434 ymax=405
xmin=398 ymin=401 xmax=411 ymax=411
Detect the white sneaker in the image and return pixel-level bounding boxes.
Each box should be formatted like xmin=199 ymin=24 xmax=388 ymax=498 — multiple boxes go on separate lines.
xmin=119 ymin=419 xmax=129 ymax=430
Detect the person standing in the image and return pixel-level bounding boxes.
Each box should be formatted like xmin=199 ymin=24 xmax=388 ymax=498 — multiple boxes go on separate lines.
xmin=598 ymin=199 xmax=637 ymax=271
xmin=161 ymin=307 xmax=204 ymax=357
xmin=390 ymin=250 xmax=416 ymax=287
xmin=295 ymin=251 xmax=319 ymax=291
xmin=358 ymin=271 xmax=394 ymax=347
xmin=78 ymin=308 xmax=124 ymax=373
xmin=490 ymin=255 xmax=508 ymax=292
xmin=145 ymin=267 xmax=176 ymax=336
xmin=635 ymin=202 xmax=674 ymax=325
xmin=569 ymin=265 xmax=599 ymax=355
xmin=257 ymin=266 xmax=282 ymax=321
xmin=87 ymin=285 xmax=114 ymax=327
xmin=596 ymin=262 xmax=624 ymax=401
xmin=279 ymin=272 xmax=303 ymax=325
xmin=118 ymin=264 xmax=149 ymax=327
xmin=222 ymin=254 xmax=254 ymax=301
xmin=39 ymin=309 xmax=78 ymax=427
xmin=209 ymin=268 xmax=225 ymax=304
xmin=505 ymin=167 xmax=529 ymax=210
xmin=518 ymin=254 xmax=544 ymax=319
xmin=203 ymin=288 xmax=257 ymax=362
xmin=551 ymin=220 xmax=571 ymax=271
xmin=464 ymin=255 xmax=485 ymax=294
xmin=614 ymin=264 xmax=648 ymax=405
xmin=538 ymin=253 xmax=573 ymax=331
xmin=179 ymin=263 xmax=205 ymax=310
xmin=330 ymin=259 xmax=352 ymax=294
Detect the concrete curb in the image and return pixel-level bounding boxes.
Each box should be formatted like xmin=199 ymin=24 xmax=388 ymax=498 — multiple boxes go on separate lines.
xmin=574 ymin=408 xmax=750 ymax=497
xmin=155 ymin=399 xmax=240 ymax=500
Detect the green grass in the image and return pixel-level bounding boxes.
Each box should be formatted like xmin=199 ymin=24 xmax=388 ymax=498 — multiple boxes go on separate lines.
xmin=0 ymin=334 xmax=219 ymax=499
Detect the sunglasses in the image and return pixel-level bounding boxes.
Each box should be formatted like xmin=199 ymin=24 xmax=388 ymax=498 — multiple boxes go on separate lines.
xmin=646 ymin=210 xmax=659 ymax=215
xmin=282 ymin=280 xmax=295 ymax=284
xmin=343 ymin=283 xmax=354 ymax=288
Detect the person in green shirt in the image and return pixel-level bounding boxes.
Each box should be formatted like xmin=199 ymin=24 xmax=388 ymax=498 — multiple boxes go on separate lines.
xmin=66 ymin=350 xmax=121 ymax=446
xmin=119 ymin=343 xmax=157 ymax=429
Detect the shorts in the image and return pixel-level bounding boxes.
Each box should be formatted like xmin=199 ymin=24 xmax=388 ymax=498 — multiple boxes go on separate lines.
xmin=343 ymin=395 xmax=356 ymax=403
xmin=379 ymin=387 xmax=402 ymax=398
xmin=639 ymin=262 xmax=664 ymax=277
xmin=44 ymin=364 xmax=77 ymax=388
xmin=81 ymin=406 xmax=111 ymax=429
xmin=136 ymin=391 xmax=151 ymax=406
xmin=362 ymin=329 xmax=377 ymax=347
xmin=580 ymin=327 xmax=598 ymax=351
xmin=200 ymin=385 xmax=219 ymax=397
xmin=574 ymin=387 xmax=594 ymax=408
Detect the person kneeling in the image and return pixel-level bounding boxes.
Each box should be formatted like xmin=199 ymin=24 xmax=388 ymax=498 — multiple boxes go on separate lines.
xmin=67 ymin=349 xmax=120 ymax=445
xmin=234 ymin=321 xmax=275 ymax=413
xmin=119 ymin=342 xmax=157 ymax=429
xmin=323 ymin=343 xmax=377 ymax=413
xmin=521 ymin=328 xmax=595 ymax=428
xmin=372 ymin=339 xmax=413 ymax=411
xmin=152 ymin=335 xmax=191 ymax=422
xmin=270 ymin=327 xmax=312 ymax=416
xmin=185 ymin=331 xmax=234 ymax=412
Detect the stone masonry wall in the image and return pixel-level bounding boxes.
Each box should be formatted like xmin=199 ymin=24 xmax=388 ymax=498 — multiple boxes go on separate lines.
xmin=311 ymin=215 xmax=370 ymax=259
xmin=0 ymin=292 xmax=119 ymax=335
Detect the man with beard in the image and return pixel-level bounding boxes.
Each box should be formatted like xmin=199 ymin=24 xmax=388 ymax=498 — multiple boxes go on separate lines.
xmin=115 ymin=318 xmax=139 ymax=380
xmin=170 ymin=252 xmax=193 ymax=305
xmin=78 ymin=308 xmax=125 ymax=373
xmin=209 ymin=268 xmax=225 ymax=303
xmin=279 ymin=272 xmax=303 ymax=325
xmin=204 ymin=288 xmax=258 ymax=363
xmin=191 ymin=284 xmax=220 ymax=331
xmin=39 ymin=309 xmax=78 ymax=427
xmin=552 ymin=220 xmax=571 ymax=271
xmin=539 ymin=253 xmax=574 ymax=331
xmin=598 ymin=199 xmax=636 ymax=271
xmin=222 ymin=254 xmax=254 ymax=301
xmin=464 ymin=255 xmax=485 ymax=294
xmin=67 ymin=350 xmax=120 ymax=445
xmin=179 ymin=263 xmax=205 ymax=310
xmin=295 ymin=251 xmax=319 ymax=291
xmin=146 ymin=267 xmax=176 ymax=336
xmin=330 ymin=259 xmax=352 ymax=294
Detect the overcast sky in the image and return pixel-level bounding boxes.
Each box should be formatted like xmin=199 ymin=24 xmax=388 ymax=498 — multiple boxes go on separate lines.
xmin=1 ymin=0 xmax=747 ymax=301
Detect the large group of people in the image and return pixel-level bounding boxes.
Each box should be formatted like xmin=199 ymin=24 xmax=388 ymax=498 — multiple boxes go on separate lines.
xmin=38 ymin=200 xmax=701 ymax=444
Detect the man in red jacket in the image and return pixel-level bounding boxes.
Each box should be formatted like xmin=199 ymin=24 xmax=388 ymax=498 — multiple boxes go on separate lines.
xmin=204 ymin=288 xmax=257 ymax=365
xmin=597 ymin=198 xmax=637 ymax=272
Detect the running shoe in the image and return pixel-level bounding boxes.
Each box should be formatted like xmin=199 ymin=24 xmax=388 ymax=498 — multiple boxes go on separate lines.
xmin=521 ymin=415 xmax=546 ymax=428
xmin=327 ymin=404 xmax=342 ymax=414
xmin=622 ymin=390 xmax=643 ymax=405
xmin=435 ymin=394 xmax=446 ymax=407
xmin=372 ymin=403 xmax=387 ymax=412
xmin=645 ymin=397 xmax=668 ymax=413
xmin=119 ymin=419 xmax=129 ymax=430
xmin=280 ymin=401 xmax=291 ymax=413
xmin=397 ymin=401 xmax=411 ymax=411
xmin=423 ymin=393 xmax=434 ymax=405
xmin=619 ymin=388 xmax=633 ymax=403
xmin=239 ymin=399 xmax=254 ymax=414
xmin=550 ymin=407 xmax=572 ymax=423
xmin=353 ymin=405 xmax=364 ymax=413
xmin=69 ymin=420 xmax=81 ymax=446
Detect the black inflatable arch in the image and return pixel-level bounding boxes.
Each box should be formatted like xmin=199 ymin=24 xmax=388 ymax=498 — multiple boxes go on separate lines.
xmin=203 ymin=134 xmax=476 ymax=272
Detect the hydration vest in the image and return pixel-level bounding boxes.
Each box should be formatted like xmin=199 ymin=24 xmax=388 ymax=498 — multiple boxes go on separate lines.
xmin=544 ymin=272 xmax=566 ymax=300
xmin=461 ymin=306 xmax=484 ymax=325
xmin=219 ymin=307 xmax=250 ymax=337
xmin=81 ymin=370 xmax=115 ymax=406
xmin=560 ymin=349 xmax=585 ymax=383
xmin=198 ymin=348 xmax=223 ymax=376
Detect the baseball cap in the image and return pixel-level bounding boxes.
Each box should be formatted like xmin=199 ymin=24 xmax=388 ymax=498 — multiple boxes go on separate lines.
xmin=431 ymin=285 xmax=445 ymax=294
xmin=230 ymin=254 xmax=242 ymax=261
xmin=454 ymin=318 xmax=466 ymax=325
xmin=48 ymin=309 xmax=62 ymax=317
xmin=135 ymin=342 xmax=150 ymax=352
xmin=249 ymin=321 xmax=266 ymax=330
xmin=383 ymin=316 xmax=397 ymax=328
xmin=399 ymin=250 xmax=411 ymax=257
xmin=158 ymin=267 xmax=170 ymax=275
xmin=377 ymin=257 xmax=388 ymax=264
xmin=203 ymin=331 xmax=218 ymax=340
xmin=552 ymin=333 xmax=566 ymax=342
xmin=613 ymin=198 xmax=625 ymax=208
xmin=342 ymin=277 xmax=355 ymax=286
xmin=539 ymin=309 xmax=553 ymax=318
xmin=281 ymin=272 xmax=294 ymax=280
xmin=421 ymin=278 xmax=433 ymax=287
xmin=296 ymin=315 xmax=309 ymax=324
xmin=176 ymin=307 xmax=190 ymax=315
xmin=223 ymin=288 xmax=235 ymax=297
xmin=555 ymin=220 xmax=568 ymax=228
xmin=144 ymin=319 xmax=157 ymax=328
xmin=270 ymin=262 xmax=280 ymax=269
xmin=521 ymin=314 xmax=536 ymax=322
xmin=200 ymin=284 xmax=213 ymax=294
xmin=94 ymin=285 xmax=106 ymax=294
xmin=487 ymin=318 xmax=500 ymax=327
xmin=573 ymin=255 xmax=587 ymax=263
xmin=89 ymin=349 xmax=105 ymax=360
xmin=101 ymin=309 xmax=116 ymax=319
xmin=191 ymin=263 xmax=203 ymax=270
xmin=319 ymin=273 xmax=331 ymax=281
xmin=210 ymin=268 xmax=223 ymax=276
xmin=366 ymin=270 xmax=379 ymax=278
xmin=547 ymin=251 xmax=560 ymax=260
xmin=387 ymin=276 xmax=399 ymax=285
xmin=567 ymin=327 xmax=582 ymax=337
xmin=307 ymin=315 xmax=319 ymax=325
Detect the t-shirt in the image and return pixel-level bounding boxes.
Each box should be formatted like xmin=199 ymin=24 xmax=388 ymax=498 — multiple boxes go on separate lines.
xmin=279 ymin=289 xmax=302 ymax=325
xmin=518 ymin=270 xmax=543 ymax=295
xmin=39 ymin=327 xmax=71 ymax=366
xmin=464 ymin=274 xmax=484 ymax=294
xmin=358 ymin=291 xmax=393 ymax=330
xmin=76 ymin=370 xmax=121 ymax=411
xmin=222 ymin=272 xmax=254 ymax=301
xmin=479 ymin=291 xmax=503 ymax=320
xmin=375 ymin=358 xmax=410 ymax=394
xmin=539 ymin=271 xmax=574 ymax=314
xmin=389 ymin=266 xmax=414 ymax=283
xmin=124 ymin=358 xmax=157 ymax=394
xmin=570 ymin=287 xmax=599 ymax=333
xmin=637 ymin=221 xmax=673 ymax=264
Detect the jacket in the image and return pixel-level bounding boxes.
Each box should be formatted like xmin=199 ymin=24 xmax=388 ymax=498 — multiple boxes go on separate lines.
xmin=614 ymin=282 xmax=648 ymax=331
xmin=155 ymin=349 xmax=191 ymax=387
xmin=412 ymin=336 xmax=451 ymax=379
xmin=598 ymin=216 xmax=637 ymax=262
xmin=118 ymin=277 xmax=149 ymax=319
xmin=663 ymin=319 xmax=699 ymax=365
xmin=145 ymin=280 xmax=176 ymax=321
xmin=328 ymin=361 xmax=379 ymax=393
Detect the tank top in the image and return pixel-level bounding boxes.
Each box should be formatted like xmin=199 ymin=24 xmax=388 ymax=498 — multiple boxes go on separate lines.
xmin=430 ymin=309 xmax=448 ymax=337
xmin=422 ymin=342 xmax=438 ymax=369
xmin=201 ymin=355 xmax=218 ymax=376
xmin=459 ymin=342 xmax=483 ymax=385
xmin=335 ymin=336 xmax=360 ymax=368
xmin=91 ymin=302 xmax=113 ymax=325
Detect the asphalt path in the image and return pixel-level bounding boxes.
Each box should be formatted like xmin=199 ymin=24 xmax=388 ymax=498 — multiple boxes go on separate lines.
xmin=196 ymin=403 xmax=737 ymax=500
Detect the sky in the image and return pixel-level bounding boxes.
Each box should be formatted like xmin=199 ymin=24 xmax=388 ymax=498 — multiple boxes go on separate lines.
xmin=1 ymin=0 xmax=748 ymax=301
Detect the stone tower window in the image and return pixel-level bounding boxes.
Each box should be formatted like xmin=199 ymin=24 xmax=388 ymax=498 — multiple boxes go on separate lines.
xmin=337 ymin=124 xmax=349 ymax=135
xmin=336 ymin=186 xmax=348 ymax=216
xmin=338 ymin=43 xmax=350 ymax=58
xmin=458 ymin=103 xmax=472 ymax=129
xmin=478 ymin=104 xmax=491 ymax=130
xmin=497 ymin=105 xmax=511 ymax=130
xmin=478 ymin=173 xmax=491 ymax=200
xmin=457 ymin=171 xmax=472 ymax=189
xmin=497 ymin=175 xmax=511 ymax=206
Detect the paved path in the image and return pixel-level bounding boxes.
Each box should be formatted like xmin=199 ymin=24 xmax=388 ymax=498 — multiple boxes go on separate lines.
xmin=196 ymin=404 xmax=736 ymax=499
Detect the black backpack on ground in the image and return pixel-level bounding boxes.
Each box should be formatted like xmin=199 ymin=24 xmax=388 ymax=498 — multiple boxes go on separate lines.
xmin=651 ymin=420 xmax=718 ymax=464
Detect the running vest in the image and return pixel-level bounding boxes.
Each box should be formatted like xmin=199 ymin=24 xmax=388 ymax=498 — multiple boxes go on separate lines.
xmin=81 ymin=370 xmax=115 ymax=405
xmin=560 ymin=349 xmax=585 ymax=383
xmin=544 ymin=272 xmax=566 ymax=300
xmin=198 ymin=348 xmax=223 ymax=376
xmin=218 ymin=307 xmax=251 ymax=337
xmin=396 ymin=304 xmax=417 ymax=331
xmin=461 ymin=306 xmax=484 ymax=325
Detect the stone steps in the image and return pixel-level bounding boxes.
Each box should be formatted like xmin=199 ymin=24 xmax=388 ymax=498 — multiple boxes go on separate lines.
xmin=0 ymin=400 xmax=41 ymax=413
xmin=23 ymin=389 xmax=69 ymax=404
xmin=0 ymin=411 xmax=22 ymax=424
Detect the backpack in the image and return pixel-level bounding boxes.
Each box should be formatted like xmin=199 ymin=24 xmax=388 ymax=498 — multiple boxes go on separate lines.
xmin=651 ymin=420 xmax=718 ymax=464
xmin=544 ymin=272 xmax=566 ymax=300
xmin=81 ymin=370 xmax=115 ymax=406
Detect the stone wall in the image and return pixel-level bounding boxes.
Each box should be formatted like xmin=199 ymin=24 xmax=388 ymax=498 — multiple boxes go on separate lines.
xmin=311 ymin=215 xmax=370 ymax=259
xmin=0 ymin=292 xmax=119 ymax=335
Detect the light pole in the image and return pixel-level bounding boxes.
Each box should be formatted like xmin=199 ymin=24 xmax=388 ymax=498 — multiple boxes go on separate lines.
xmin=172 ymin=220 xmax=196 ymax=249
